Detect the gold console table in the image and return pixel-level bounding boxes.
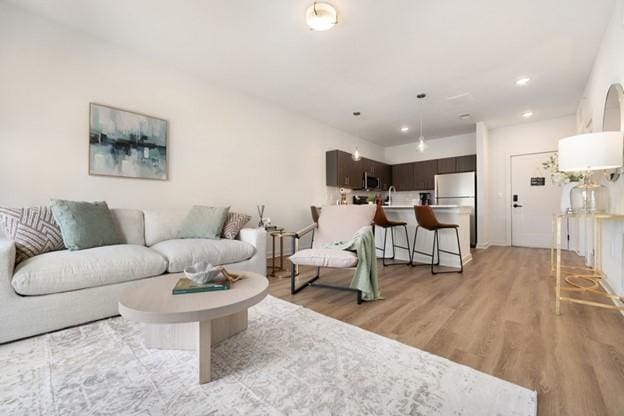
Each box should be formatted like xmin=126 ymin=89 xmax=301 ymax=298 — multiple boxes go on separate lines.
xmin=552 ymin=212 xmax=624 ymax=314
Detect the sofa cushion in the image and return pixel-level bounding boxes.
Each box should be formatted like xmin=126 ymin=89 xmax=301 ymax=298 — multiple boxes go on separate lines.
xmin=289 ymin=248 xmax=358 ymax=268
xmin=50 ymin=199 xmax=122 ymax=250
xmin=11 ymin=245 xmax=167 ymax=296
xmin=222 ymin=212 xmax=252 ymax=239
xmin=144 ymin=209 xmax=190 ymax=246
xmin=110 ymin=209 xmax=145 ymax=246
xmin=151 ymin=239 xmax=255 ymax=273
xmin=177 ymin=206 xmax=229 ymax=240
xmin=0 ymin=206 xmax=65 ymax=264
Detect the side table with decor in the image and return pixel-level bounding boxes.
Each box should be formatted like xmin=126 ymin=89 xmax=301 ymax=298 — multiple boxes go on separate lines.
xmin=268 ymin=228 xmax=297 ymax=278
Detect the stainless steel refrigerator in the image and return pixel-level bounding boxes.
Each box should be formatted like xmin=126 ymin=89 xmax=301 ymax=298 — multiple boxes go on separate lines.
xmin=434 ymin=172 xmax=476 ymax=247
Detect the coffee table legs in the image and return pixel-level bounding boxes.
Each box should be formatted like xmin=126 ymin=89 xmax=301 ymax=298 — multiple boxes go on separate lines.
xmin=143 ymin=310 xmax=249 ymax=384
xmin=197 ymin=320 xmax=212 ymax=384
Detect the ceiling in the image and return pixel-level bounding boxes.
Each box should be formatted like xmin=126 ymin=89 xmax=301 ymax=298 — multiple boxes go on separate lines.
xmin=6 ymin=0 xmax=615 ymax=146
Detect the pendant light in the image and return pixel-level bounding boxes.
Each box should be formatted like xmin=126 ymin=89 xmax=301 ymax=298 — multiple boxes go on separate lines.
xmin=416 ymin=93 xmax=428 ymax=153
xmin=306 ymin=2 xmax=338 ymax=31
xmin=352 ymin=111 xmax=362 ymax=161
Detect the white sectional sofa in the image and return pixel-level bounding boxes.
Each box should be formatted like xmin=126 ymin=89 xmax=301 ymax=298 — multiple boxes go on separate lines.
xmin=0 ymin=208 xmax=266 ymax=343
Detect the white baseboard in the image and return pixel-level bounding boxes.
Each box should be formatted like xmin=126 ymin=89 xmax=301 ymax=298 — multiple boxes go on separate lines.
xmin=475 ymin=242 xmax=490 ymax=249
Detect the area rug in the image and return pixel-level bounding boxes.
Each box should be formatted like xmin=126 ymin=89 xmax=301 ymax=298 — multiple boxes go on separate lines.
xmin=0 ymin=295 xmax=536 ymax=415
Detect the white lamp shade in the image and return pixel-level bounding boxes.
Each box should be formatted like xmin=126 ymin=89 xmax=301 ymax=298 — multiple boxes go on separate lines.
xmin=558 ymin=132 xmax=623 ymax=172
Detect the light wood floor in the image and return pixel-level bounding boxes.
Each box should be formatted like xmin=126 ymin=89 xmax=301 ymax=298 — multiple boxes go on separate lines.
xmin=268 ymin=246 xmax=624 ymax=416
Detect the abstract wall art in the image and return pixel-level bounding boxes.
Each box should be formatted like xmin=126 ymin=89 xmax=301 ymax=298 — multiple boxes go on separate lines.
xmin=89 ymin=103 xmax=168 ymax=180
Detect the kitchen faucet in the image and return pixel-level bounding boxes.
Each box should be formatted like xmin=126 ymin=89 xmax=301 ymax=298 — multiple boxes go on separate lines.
xmin=388 ymin=185 xmax=396 ymax=206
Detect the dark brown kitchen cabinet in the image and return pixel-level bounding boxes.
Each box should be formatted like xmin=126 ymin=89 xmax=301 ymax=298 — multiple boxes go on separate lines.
xmin=456 ymin=154 xmax=477 ymax=172
xmin=379 ymin=164 xmax=392 ymax=190
xmin=391 ymin=163 xmax=414 ymax=191
xmin=437 ymin=157 xmax=456 ymax=174
xmin=413 ymin=159 xmax=437 ymax=190
xmin=326 ymin=150 xmax=360 ymax=188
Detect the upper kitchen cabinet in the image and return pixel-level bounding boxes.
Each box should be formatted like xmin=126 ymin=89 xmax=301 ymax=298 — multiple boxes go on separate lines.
xmin=391 ymin=163 xmax=414 ymax=191
xmin=456 ymin=154 xmax=477 ymax=172
xmin=436 ymin=157 xmax=456 ymax=174
xmin=413 ymin=159 xmax=437 ymax=190
xmin=326 ymin=150 xmax=361 ymax=188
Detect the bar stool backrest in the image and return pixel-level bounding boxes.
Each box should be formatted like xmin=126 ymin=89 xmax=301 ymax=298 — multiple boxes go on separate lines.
xmin=373 ymin=204 xmax=393 ymax=227
xmin=414 ymin=205 xmax=440 ymax=231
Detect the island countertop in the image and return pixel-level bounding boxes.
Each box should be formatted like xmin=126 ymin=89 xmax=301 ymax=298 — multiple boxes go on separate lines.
xmin=382 ymin=204 xmax=472 ymax=212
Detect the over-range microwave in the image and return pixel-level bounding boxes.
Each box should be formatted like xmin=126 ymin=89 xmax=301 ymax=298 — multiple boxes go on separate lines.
xmin=363 ymin=172 xmax=381 ymax=190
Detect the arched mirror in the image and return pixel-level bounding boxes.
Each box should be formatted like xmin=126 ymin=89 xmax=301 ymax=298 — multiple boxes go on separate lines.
xmin=602 ymin=83 xmax=624 ymax=181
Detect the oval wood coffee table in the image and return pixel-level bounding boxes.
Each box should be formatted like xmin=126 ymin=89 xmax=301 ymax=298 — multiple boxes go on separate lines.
xmin=119 ymin=272 xmax=268 ymax=384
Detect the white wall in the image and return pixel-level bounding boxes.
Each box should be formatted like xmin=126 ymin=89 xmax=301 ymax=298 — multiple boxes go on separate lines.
xmin=0 ymin=3 xmax=384 ymax=236
xmin=581 ymin=0 xmax=624 ymax=296
xmin=475 ymin=122 xmax=490 ymax=248
xmin=486 ymin=115 xmax=577 ymax=245
xmin=383 ymin=132 xmax=476 ymax=165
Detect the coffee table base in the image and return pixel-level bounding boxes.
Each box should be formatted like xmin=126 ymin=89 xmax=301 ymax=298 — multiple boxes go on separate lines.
xmin=143 ymin=310 xmax=248 ymax=384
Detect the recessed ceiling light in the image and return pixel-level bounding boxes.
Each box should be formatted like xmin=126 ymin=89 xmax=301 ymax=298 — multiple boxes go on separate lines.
xmin=458 ymin=113 xmax=472 ymax=120
xmin=522 ymin=110 xmax=534 ymax=118
xmin=400 ymin=126 xmax=409 ymax=133
xmin=516 ymin=77 xmax=531 ymax=86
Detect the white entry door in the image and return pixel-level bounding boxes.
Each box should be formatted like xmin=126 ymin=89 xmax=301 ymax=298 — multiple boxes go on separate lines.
xmin=511 ymin=152 xmax=561 ymax=248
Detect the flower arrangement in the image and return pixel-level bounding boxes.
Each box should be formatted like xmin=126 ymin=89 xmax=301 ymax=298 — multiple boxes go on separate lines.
xmin=542 ymin=153 xmax=584 ymax=186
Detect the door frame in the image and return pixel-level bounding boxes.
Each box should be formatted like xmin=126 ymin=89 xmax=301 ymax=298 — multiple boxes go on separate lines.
xmin=507 ymin=150 xmax=557 ymax=247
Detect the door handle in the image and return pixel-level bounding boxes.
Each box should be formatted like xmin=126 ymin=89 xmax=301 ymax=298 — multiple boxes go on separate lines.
xmin=513 ymin=203 xmax=523 ymax=208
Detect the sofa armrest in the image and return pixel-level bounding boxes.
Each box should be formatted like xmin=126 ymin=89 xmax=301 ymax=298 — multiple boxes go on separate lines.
xmin=238 ymin=227 xmax=267 ymax=253
xmin=0 ymin=239 xmax=16 ymax=297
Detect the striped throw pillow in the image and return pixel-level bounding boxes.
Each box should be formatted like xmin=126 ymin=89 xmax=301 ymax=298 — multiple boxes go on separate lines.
xmin=0 ymin=206 xmax=65 ymax=264
xmin=221 ymin=212 xmax=251 ymax=239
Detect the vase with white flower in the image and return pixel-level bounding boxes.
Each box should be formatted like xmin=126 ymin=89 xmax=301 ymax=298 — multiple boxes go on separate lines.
xmin=542 ymin=153 xmax=584 ymax=213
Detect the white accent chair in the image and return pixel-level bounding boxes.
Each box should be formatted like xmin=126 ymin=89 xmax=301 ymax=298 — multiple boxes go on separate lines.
xmin=288 ymin=205 xmax=376 ymax=304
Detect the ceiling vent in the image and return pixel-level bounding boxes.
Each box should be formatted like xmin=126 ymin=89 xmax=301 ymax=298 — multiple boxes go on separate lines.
xmin=458 ymin=113 xmax=472 ymax=120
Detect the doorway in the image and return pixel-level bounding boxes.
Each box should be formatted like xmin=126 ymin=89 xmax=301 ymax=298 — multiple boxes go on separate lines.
xmin=510 ymin=151 xmax=562 ymax=248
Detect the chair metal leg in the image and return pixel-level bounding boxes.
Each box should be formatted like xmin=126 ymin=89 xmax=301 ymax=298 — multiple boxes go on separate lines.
xmin=404 ymin=224 xmax=412 ymax=265
xmin=432 ymin=228 xmax=463 ymax=274
xmin=431 ymin=230 xmax=438 ymax=274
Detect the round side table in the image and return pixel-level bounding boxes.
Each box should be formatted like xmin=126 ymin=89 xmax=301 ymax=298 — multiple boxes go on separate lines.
xmin=268 ymin=229 xmax=296 ymax=278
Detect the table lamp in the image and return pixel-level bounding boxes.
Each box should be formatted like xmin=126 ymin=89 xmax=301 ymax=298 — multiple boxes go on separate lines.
xmin=558 ymin=132 xmax=623 ymax=213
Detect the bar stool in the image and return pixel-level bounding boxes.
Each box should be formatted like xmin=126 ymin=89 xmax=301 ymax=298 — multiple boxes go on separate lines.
xmin=374 ymin=205 xmax=411 ymax=266
xmin=411 ymin=205 xmax=463 ymax=274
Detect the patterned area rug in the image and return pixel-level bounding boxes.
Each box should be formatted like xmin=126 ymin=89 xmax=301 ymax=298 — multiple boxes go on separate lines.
xmin=0 ymin=296 xmax=536 ymax=415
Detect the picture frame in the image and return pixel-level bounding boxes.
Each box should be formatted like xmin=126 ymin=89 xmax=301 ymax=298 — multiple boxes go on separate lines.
xmin=89 ymin=103 xmax=168 ymax=180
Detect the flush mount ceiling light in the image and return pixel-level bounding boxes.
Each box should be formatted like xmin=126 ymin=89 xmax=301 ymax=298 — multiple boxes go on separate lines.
xmin=522 ymin=110 xmax=534 ymax=118
xmin=516 ymin=77 xmax=531 ymax=86
xmin=401 ymin=126 xmax=409 ymax=133
xmin=416 ymin=93 xmax=428 ymax=153
xmin=306 ymin=2 xmax=338 ymax=31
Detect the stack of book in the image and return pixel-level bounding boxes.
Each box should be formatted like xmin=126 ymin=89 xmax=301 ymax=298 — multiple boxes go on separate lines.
xmin=172 ymin=277 xmax=231 ymax=295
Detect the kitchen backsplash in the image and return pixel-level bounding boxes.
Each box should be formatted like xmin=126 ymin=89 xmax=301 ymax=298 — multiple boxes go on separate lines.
xmin=326 ymin=187 xmax=434 ymax=205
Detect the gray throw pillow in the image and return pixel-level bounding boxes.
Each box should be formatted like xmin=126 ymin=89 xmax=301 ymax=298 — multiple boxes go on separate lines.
xmin=221 ymin=212 xmax=251 ymax=239
xmin=0 ymin=206 xmax=65 ymax=263
xmin=178 ymin=206 xmax=230 ymax=240
xmin=50 ymin=199 xmax=122 ymax=250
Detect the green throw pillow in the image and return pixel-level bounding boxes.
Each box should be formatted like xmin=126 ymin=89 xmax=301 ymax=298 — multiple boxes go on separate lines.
xmin=178 ymin=206 xmax=230 ymax=240
xmin=50 ymin=199 xmax=122 ymax=250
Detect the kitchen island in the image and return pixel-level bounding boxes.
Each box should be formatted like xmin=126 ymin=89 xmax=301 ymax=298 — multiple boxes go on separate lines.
xmin=375 ymin=205 xmax=472 ymax=268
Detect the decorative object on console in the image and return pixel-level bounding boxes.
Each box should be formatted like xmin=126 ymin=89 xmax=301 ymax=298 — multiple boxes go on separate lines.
xmin=558 ymin=132 xmax=623 ymax=213
xmin=89 ymin=103 xmax=168 ymax=180
xmin=602 ymin=83 xmax=624 ymax=182
xmin=541 ymin=153 xmax=583 ymax=213
xmin=177 ymin=205 xmax=229 ymax=239
xmin=221 ymin=212 xmax=251 ymax=239
xmin=0 ymin=206 xmax=65 ymax=263
xmin=50 ymin=199 xmax=122 ymax=250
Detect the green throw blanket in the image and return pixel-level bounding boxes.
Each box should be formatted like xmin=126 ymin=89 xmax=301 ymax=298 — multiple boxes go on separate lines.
xmin=321 ymin=226 xmax=382 ymax=301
